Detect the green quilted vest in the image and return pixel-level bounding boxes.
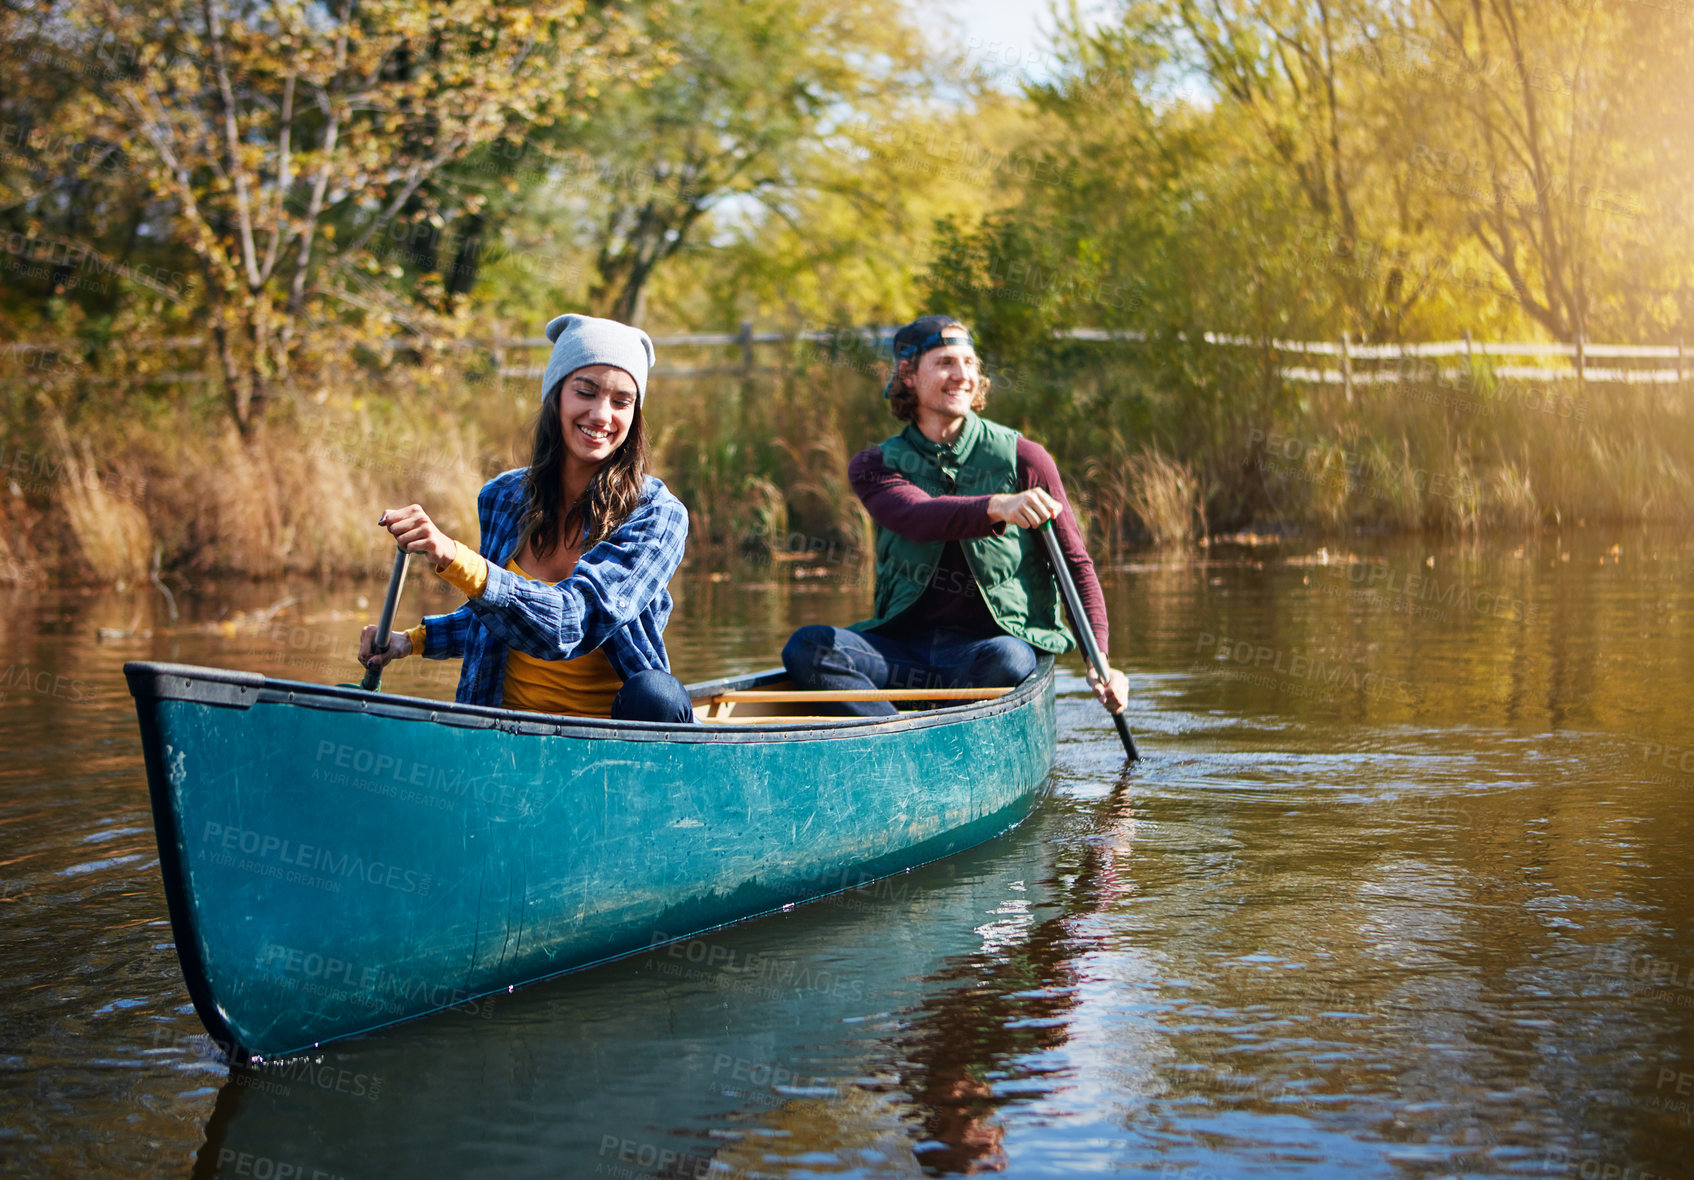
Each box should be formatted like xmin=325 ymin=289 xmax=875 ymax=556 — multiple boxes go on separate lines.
xmin=851 ymin=413 xmax=1074 ymax=654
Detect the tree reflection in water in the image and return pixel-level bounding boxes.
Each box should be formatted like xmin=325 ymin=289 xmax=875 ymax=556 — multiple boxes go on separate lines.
xmin=712 ymin=773 xmax=1140 ymax=1177
xmin=898 ymin=775 xmax=1136 ymax=1174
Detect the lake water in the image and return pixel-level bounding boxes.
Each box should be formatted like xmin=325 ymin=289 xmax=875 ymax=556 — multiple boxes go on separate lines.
xmin=3 ymin=529 xmax=1692 ymax=1178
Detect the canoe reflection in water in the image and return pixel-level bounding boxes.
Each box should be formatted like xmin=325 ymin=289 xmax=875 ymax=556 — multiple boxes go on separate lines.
xmin=184 ymin=774 xmax=1137 ymax=1178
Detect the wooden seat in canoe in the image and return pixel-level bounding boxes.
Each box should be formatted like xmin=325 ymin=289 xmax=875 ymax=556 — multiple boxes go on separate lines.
xmin=692 ymin=685 xmax=1012 ymax=722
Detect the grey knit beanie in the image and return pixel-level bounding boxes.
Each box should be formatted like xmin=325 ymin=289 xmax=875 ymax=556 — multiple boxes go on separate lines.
xmin=542 ymin=313 xmax=656 ymax=405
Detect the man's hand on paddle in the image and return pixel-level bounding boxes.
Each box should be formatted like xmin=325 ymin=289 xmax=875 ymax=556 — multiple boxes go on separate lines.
xmin=1086 ymin=665 xmax=1130 ymax=714
xmin=988 ymin=487 xmax=1063 ymax=529
xmin=987 ymin=488 xmax=1127 ymax=715
xmin=378 ymin=504 xmax=458 ymax=568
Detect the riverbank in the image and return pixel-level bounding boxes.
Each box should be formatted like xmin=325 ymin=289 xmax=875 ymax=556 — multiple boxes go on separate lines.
xmin=4 ymin=352 xmax=1689 ymax=587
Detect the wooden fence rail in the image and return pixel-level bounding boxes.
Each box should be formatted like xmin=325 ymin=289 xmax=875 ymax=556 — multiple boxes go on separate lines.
xmin=5 ymin=324 xmax=1685 ymax=389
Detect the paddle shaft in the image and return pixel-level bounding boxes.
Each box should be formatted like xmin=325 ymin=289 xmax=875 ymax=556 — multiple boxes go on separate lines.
xmin=360 ymin=546 xmax=410 ymax=691
xmin=1039 ymin=521 xmax=1139 ymax=761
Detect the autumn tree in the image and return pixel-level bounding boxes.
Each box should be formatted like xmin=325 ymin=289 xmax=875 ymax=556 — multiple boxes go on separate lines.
xmin=1072 ymin=0 xmax=1693 ymax=343
xmin=535 ymin=0 xmax=934 ymax=325
xmin=1414 ymin=0 xmax=1694 ymax=341
xmin=27 ymin=0 xmax=647 ymax=436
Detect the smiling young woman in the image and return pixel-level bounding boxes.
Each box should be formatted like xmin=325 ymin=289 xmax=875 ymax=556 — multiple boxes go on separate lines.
xmin=517 ymin=363 xmax=648 ymax=581
xmin=356 ymin=313 xmax=693 ymax=722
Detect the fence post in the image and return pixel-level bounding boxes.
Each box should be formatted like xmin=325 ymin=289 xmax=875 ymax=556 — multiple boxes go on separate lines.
xmin=738 ymin=321 xmax=754 ymax=375
xmin=1575 ymin=333 xmax=1585 ymax=393
xmin=490 ymin=322 xmax=505 ymax=385
xmin=1340 ymin=331 xmax=1353 ymax=404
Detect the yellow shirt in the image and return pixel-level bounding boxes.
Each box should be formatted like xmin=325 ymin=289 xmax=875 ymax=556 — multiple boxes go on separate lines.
xmin=402 ymin=547 xmax=623 ymax=718
xmin=498 ymin=556 xmax=624 ymax=717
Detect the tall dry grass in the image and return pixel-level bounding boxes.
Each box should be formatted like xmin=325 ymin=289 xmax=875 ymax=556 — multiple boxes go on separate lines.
xmin=1240 ymin=369 xmax=1693 ymax=537
xmin=43 ymin=409 xmax=153 ymax=585
xmin=21 ymin=362 xmax=499 ymax=583
xmin=1123 ymin=449 xmax=1204 ymax=549
xmin=646 ymin=359 xmax=882 ymax=564
xmin=10 ymin=344 xmax=1694 ymax=586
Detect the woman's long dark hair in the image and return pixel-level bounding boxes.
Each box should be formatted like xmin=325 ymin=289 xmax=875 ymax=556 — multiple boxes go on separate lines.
xmin=522 ymin=382 xmax=650 ymax=557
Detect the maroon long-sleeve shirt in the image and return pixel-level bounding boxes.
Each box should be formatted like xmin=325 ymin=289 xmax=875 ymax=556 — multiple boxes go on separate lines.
xmin=849 ymin=437 xmax=1111 ymax=654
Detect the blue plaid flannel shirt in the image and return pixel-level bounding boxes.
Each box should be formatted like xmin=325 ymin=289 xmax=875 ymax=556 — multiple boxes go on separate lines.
xmin=420 ymin=468 xmax=689 ymax=707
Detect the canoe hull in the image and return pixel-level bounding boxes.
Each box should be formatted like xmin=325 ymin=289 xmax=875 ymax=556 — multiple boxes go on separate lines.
xmin=126 ymin=659 xmax=1056 ymax=1057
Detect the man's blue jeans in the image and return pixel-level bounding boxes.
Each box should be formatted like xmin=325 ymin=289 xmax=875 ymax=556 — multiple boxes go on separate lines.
xmin=780 ymin=625 xmax=1037 ymax=717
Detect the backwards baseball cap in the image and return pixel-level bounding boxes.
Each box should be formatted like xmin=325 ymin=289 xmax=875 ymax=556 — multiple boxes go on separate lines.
xmin=883 ymin=315 xmax=975 ymax=398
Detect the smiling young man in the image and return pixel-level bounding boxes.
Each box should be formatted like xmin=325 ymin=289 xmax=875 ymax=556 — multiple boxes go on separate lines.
xmin=781 ymin=315 xmax=1129 ymax=717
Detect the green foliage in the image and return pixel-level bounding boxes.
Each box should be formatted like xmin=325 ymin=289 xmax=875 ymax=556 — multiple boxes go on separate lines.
xmin=3 ymin=0 xmax=1693 ymax=586
xmin=1 ymin=0 xmax=650 ymax=435
xmin=486 ymin=0 xmax=953 ymax=328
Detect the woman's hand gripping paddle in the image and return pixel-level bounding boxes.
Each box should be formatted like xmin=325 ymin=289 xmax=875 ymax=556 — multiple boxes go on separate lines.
xmin=357 ymin=545 xmax=411 ymax=691
xmin=1039 ymin=521 xmax=1139 ymax=761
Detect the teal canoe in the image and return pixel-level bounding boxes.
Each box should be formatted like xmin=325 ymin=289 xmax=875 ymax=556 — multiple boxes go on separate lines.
xmin=124 ymin=658 xmax=1057 ymax=1058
